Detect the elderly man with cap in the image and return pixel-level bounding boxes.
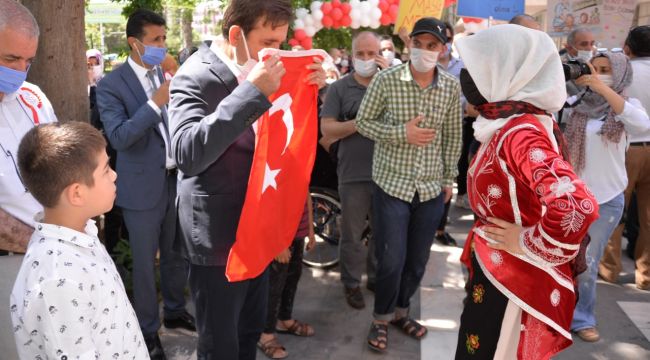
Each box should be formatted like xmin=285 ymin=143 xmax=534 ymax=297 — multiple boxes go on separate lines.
xmin=355 ymin=17 xmax=462 ymax=352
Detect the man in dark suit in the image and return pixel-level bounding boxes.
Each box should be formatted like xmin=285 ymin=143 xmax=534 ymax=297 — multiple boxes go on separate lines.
xmin=168 ymin=1 xmax=325 ymax=359
xmin=96 ymin=9 xmax=194 ymax=360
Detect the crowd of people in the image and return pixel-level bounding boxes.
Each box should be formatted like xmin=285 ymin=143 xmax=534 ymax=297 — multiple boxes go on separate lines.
xmin=1 ymin=0 xmax=650 ymax=359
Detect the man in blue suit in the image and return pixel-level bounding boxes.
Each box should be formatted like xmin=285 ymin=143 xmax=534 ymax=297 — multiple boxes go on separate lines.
xmin=96 ymin=9 xmax=194 ymax=360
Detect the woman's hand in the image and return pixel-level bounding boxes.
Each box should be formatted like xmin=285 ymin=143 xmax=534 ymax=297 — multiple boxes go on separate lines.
xmin=275 ymin=248 xmax=291 ymax=264
xmin=483 ymin=217 xmax=525 ymax=255
xmin=574 ymin=62 xmax=625 ymax=114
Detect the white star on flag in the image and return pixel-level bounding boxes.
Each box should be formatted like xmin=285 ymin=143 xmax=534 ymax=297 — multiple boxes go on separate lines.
xmin=262 ymin=163 xmax=281 ymax=193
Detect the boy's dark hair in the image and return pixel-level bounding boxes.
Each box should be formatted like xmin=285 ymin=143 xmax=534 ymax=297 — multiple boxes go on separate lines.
xmin=625 ymin=25 xmax=650 ymax=57
xmin=221 ymin=0 xmax=293 ymax=39
xmin=126 ymin=8 xmax=166 ymax=40
xmin=17 ymin=122 xmax=107 ymax=208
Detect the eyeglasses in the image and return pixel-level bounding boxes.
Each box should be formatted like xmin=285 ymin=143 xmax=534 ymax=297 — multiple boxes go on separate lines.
xmin=0 ymin=142 xmax=27 ymax=192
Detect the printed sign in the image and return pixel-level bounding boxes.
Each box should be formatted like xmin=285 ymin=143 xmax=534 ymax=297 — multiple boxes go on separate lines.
xmin=394 ymin=0 xmax=445 ymax=34
xmin=456 ymin=0 xmax=525 ymax=21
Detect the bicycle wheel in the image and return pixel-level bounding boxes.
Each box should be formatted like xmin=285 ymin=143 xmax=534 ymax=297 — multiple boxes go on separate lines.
xmin=302 ymin=187 xmax=341 ymax=269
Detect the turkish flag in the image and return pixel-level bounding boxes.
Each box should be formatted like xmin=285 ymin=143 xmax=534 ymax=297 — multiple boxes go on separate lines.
xmin=225 ymin=49 xmax=328 ymax=282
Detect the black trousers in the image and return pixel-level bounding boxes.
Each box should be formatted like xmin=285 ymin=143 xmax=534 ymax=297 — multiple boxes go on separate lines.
xmin=264 ymin=238 xmax=304 ymax=333
xmin=189 ymin=264 xmax=269 ymax=360
xmin=457 ymin=116 xmax=476 ymax=196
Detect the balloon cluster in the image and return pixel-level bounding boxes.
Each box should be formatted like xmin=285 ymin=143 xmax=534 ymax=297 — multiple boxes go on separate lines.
xmin=288 ymin=0 xmax=401 ymax=50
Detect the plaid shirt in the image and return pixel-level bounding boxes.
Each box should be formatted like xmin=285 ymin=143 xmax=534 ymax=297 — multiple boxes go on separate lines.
xmin=356 ymin=63 xmax=462 ymax=202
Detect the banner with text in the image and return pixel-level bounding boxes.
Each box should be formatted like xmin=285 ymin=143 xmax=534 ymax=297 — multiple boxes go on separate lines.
xmin=457 ymin=0 xmax=525 ymax=21
xmin=394 ymin=0 xmax=445 ymax=34
xmin=547 ymin=0 xmax=638 ymax=49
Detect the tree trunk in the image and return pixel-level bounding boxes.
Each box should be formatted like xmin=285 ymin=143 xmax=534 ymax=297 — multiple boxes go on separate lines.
xmin=181 ymin=7 xmax=193 ymax=50
xmin=22 ymin=0 xmax=88 ymax=123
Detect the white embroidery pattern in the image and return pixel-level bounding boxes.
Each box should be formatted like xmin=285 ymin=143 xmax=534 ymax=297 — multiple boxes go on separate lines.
xmin=490 ymin=251 xmax=503 ymax=266
xmin=550 ymin=289 xmax=561 ymax=307
xmin=529 ymin=147 xmax=547 ymax=163
xmin=487 ymin=184 xmax=503 ymax=199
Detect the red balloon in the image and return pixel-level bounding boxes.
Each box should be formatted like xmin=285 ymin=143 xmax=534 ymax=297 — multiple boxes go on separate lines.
xmin=321 ymin=2 xmax=332 ymax=14
xmin=294 ymin=28 xmax=307 ymax=41
xmin=340 ymin=3 xmax=352 ymax=14
xmin=288 ymin=38 xmax=299 ymax=47
xmin=389 ymin=4 xmax=399 ymax=18
xmin=332 ymin=19 xmax=341 ymax=29
xmin=331 ymin=8 xmax=343 ymax=20
xmin=378 ymin=0 xmax=389 ymax=12
xmin=332 ymin=0 xmax=341 ymax=7
xmin=463 ymin=17 xmax=483 ymax=23
xmin=322 ymin=15 xmax=334 ymax=28
xmin=380 ymin=14 xmax=392 ymax=26
xmin=300 ymin=37 xmax=312 ymax=50
xmin=390 ymin=0 xmax=400 ymax=4
xmin=340 ymin=15 xmax=352 ymax=27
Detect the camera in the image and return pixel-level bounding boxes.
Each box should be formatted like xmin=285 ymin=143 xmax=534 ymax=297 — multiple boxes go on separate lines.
xmin=563 ymin=60 xmax=591 ymax=81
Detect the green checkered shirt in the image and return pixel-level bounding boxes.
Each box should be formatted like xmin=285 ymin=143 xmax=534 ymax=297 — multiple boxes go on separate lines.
xmin=356 ymin=63 xmax=462 ymax=202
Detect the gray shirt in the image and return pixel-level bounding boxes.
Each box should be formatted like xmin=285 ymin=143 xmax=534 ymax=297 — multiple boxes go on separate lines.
xmin=321 ymin=73 xmax=374 ymax=184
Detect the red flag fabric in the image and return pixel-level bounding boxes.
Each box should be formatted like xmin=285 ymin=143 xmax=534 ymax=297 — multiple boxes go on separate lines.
xmin=226 ymin=49 xmax=327 ymax=282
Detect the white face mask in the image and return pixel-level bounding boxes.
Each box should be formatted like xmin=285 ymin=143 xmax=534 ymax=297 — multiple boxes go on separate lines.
xmin=598 ymin=74 xmax=614 ymax=87
xmin=234 ymin=30 xmax=258 ymax=82
xmin=382 ymin=50 xmax=395 ymax=64
xmin=577 ymin=50 xmax=593 ymax=62
xmin=410 ymin=48 xmax=439 ymax=73
xmin=325 ymin=78 xmax=336 ymax=85
xmin=91 ymin=65 xmax=103 ymax=80
xmin=340 ymin=59 xmax=349 ymax=68
xmin=353 ymin=58 xmax=377 ymax=78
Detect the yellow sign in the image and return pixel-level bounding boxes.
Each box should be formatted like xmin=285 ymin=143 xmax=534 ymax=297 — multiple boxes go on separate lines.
xmin=393 ymin=0 xmax=445 ymax=34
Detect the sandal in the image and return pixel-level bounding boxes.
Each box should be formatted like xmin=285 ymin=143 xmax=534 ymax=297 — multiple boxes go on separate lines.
xmin=257 ymin=338 xmax=288 ymax=359
xmin=367 ymin=322 xmax=388 ymax=352
xmin=276 ymin=319 xmax=315 ymax=337
xmin=390 ymin=317 xmax=428 ymax=340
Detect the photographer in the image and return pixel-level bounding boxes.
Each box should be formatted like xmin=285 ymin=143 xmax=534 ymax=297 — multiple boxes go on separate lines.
xmin=559 ymin=28 xmax=597 ymax=126
xmin=565 ymin=52 xmax=650 ymax=342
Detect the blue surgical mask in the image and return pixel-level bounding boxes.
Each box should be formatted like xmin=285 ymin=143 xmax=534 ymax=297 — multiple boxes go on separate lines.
xmin=136 ymin=40 xmax=167 ymax=66
xmin=0 ymin=65 xmax=28 ymax=94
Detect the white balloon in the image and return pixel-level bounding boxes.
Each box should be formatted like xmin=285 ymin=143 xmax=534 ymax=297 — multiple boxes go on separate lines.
xmin=350 ymin=9 xmax=361 ymax=21
xmin=350 ymin=0 xmax=360 ymax=6
xmin=360 ymin=2 xmax=371 ymax=13
xmin=296 ymin=8 xmax=309 ymax=19
xmin=360 ymin=16 xmax=371 ymax=28
xmin=305 ymin=26 xmax=317 ymax=37
xmin=351 ymin=19 xmax=361 ymax=29
xmin=370 ymin=19 xmax=381 ymax=29
xmin=372 ymin=8 xmax=382 ymax=20
xmin=312 ymin=10 xmax=323 ymax=22
xmin=303 ymin=14 xmax=314 ymax=27
xmin=369 ymin=0 xmax=380 ymax=6
xmin=310 ymin=1 xmax=322 ymax=13
xmin=294 ymin=19 xmax=305 ymax=29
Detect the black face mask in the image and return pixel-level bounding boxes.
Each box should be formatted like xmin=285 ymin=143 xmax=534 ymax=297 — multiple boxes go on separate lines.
xmin=460 ymin=68 xmax=487 ymax=106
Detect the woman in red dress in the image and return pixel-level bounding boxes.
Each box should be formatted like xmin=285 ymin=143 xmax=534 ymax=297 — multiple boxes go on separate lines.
xmin=453 ymin=25 xmax=599 ymax=359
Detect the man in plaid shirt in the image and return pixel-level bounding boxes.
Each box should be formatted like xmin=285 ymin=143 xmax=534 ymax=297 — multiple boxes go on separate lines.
xmin=356 ymin=17 xmax=462 ymax=351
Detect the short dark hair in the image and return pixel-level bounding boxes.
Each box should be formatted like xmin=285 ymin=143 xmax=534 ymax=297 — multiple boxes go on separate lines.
xmin=625 ymin=25 xmax=650 ymax=57
xmin=509 ymin=14 xmax=536 ymax=25
xmin=444 ymin=22 xmax=454 ymax=40
xmin=18 ymin=122 xmax=106 ymax=208
xmin=126 ymin=8 xmax=166 ymax=40
xmin=221 ymin=0 xmax=293 ymax=39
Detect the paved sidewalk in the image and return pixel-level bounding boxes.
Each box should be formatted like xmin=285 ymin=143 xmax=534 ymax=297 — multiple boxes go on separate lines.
xmin=159 ymin=203 xmax=650 ymax=359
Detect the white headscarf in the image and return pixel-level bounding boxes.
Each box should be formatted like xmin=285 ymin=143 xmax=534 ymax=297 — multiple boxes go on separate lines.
xmin=455 ymin=25 xmax=567 ymax=147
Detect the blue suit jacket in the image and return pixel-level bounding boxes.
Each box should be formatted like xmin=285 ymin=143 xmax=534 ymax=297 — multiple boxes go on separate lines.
xmin=96 ymin=61 xmax=167 ymax=211
xmin=169 ymin=42 xmax=272 ymax=266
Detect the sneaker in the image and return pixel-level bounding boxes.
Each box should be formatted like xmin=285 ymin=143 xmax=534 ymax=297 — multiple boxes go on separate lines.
xmin=344 ymin=286 xmax=365 ymax=309
xmin=575 ymin=327 xmax=600 ymax=342
xmin=454 ymin=194 xmax=471 ymax=209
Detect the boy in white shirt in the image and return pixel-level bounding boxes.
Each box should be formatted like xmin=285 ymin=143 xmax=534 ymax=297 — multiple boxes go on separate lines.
xmin=10 ymin=122 xmax=149 ymax=359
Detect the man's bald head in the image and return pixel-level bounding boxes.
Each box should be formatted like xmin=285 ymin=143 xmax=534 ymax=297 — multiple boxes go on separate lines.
xmin=0 ymin=0 xmax=39 ymax=38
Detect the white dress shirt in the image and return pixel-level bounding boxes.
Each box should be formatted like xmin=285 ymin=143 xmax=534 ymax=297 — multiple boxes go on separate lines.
xmin=580 ymin=99 xmax=650 ymax=204
xmin=10 ymin=216 xmax=149 ymax=360
xmin=127 ymin=57 xmax=176 ymax=169
xmin=627 ymin=57 xmax=650 ymax=142
xmin=0 ymin=82 xmax=57 ymax=226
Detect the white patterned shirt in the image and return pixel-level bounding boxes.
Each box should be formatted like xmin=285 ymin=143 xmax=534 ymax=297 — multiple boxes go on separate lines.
xmin=10 ymin=217 xmax=149 ymax=360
